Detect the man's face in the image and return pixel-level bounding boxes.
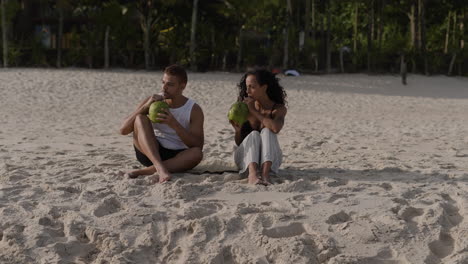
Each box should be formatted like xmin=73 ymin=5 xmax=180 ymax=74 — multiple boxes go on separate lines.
xmin=161 ymin=73 xmax=185 ymax=99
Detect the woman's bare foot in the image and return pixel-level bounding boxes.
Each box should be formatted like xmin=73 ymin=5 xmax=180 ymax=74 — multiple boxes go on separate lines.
xmin=248 ymin=173 xmax=263 ymax=185
xmin=261 ymin=175 xmax=272 ymax=186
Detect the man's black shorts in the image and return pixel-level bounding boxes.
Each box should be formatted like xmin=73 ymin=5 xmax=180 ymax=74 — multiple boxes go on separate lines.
xmin=134 ymin=144 xmax=185 ymax=167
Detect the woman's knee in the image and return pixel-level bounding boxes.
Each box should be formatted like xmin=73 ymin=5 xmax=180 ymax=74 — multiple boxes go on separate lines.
xmin=261 ymin=128 xmax=277 ymax=138
xmin=261 ymin=128 xmax=273 ymax=134
xmin=247 ymin=130 xmax=261 ymax=139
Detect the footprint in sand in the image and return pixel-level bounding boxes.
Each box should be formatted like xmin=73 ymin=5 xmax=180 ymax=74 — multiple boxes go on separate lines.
xmin=429 ymin=232 xmax=455 ymax=259
xmin=93 ymin=197 xmax=123 ymax=217
xmin=181 ymin=201 xmax=224 ymax=220
xmin=326 ymin=211 xmax=351 ymax=225
xmin=326 ymin=178 xmax=348 ymax=187
xmin=262 ymin=222 xmax=306 ymax=238
xmin=327 ymin=194 xmax=351 ymax=204
xmin=398 ymin=206 xmax=424 ymax=222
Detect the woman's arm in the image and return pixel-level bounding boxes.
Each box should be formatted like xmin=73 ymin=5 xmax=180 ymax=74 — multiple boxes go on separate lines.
xmin=259 ymin=106 xmax=287 ymax=133
xmin=245 ymin=99 xmax=287 ymax=134
xmin=230 ymin=120 xmax=242 ymax=146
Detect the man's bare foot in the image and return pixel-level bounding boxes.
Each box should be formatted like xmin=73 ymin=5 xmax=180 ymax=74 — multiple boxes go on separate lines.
xmin=159 ymin=175 xmax=171 ymax=183
xmin=155 ymin=166 xmax=171 ymax=183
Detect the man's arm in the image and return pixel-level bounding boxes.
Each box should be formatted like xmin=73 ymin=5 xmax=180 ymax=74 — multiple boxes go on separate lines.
xmin=119 ymin=94 xmax=163 ymax=135
xmin=165 ymin=104 xmax=204 ymax=148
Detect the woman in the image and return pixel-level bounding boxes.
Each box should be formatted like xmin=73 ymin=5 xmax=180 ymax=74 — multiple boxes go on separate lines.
xmin=230 ymin=69 xmax=287 ymax=185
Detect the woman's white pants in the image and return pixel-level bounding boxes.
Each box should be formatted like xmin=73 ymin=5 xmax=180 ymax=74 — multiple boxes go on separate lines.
xmin=234 ymin=128 xmax=282 ymax=176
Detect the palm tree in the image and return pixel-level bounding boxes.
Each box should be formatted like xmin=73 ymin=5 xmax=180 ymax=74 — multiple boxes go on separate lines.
xmin=190 ymin=0 xmax=198 ymax=70
xmin=1 ymin=0 xmax=7 ymax=67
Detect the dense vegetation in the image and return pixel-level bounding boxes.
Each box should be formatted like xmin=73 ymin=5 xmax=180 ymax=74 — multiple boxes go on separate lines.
xmin=1 ymin=0 xmax=467 ymax=75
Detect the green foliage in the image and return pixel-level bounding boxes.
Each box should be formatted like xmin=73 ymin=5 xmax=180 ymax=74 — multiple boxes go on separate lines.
xmin=2 ymin=0 xmax=467 ymax=75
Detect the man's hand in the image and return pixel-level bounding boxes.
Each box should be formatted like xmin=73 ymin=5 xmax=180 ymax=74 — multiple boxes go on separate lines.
xmin=143 ymin=94 xmax=164 ymax=111
xmin=156 ymin=109 xmax=178 ymax=128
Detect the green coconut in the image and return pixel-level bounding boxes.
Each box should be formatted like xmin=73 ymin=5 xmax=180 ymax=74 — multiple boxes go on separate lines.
xmin=227 ymin=102 xmax=249 ymax=126
xmin=148 ymin=101 xmax=169 ymax=123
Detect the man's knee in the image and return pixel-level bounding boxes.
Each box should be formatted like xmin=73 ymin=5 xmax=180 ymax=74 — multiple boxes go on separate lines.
xmin=135 ymin=114 xmax=149 ymax=125
xmin=190 ymin=147 xmax=203 ymax=163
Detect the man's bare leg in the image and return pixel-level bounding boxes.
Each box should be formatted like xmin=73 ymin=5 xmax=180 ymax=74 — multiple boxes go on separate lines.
xmin=161 ymin=147 xmax=203 ymax=174
xmin=126 ymin=147 xmax=203 ymax=181
xmin=261 ymin=161 xmax=273 ymax=185
xmin=247 ymin=162 xmax=261 ymax=185
xmin=129 ymin=114 xmax=171 ymax=182
xmin=125 ymin=166 xmax=156 ymax=179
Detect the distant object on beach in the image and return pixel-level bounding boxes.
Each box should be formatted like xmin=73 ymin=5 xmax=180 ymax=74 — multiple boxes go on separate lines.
xmin=284 ymin=69 xmax=300 ymax=77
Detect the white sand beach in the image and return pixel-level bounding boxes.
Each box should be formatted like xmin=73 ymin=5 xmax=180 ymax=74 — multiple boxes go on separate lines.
xmin=1 ymin=69 xmax=468 ymax=263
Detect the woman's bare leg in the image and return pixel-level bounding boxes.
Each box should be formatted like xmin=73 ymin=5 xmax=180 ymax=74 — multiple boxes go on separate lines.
xmin=261 ymin=161 xmax=272 ymax=185
xmin=247 ymin=162 xmax=262 ymax=185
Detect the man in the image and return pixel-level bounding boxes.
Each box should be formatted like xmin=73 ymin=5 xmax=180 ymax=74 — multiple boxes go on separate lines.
xmin=119 ymin=65 xmax=204 ymax=183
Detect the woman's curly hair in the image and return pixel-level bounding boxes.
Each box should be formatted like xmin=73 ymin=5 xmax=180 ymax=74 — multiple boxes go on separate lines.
xmin=237 ymin=69 xmax=287 ymax=106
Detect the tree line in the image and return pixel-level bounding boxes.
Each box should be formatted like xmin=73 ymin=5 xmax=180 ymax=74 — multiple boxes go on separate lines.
xmin=1 ymin=0 xmax=467 ymax=76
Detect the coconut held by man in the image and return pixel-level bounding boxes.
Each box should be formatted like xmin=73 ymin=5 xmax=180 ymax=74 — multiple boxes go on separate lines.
xmin=148 ymin=101 xmax=170 ymax=123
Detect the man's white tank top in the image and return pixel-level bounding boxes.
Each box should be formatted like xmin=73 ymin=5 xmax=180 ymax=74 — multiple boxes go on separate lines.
xmin=152 ymin=98 xmax=195 ymax=150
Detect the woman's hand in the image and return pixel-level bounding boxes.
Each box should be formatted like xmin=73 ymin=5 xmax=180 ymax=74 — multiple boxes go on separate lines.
xmin=230 ymin=120 xmax=241 ymax=133
xmin=243 ymin=97 xmax=256 ymax=112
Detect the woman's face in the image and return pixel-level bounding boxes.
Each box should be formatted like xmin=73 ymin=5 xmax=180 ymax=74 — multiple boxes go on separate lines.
xmin=245 ymin=75 xmax=266 ymax=100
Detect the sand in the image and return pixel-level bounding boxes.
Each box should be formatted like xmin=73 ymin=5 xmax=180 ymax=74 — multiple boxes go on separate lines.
xmin=1 ymin=69 xmax=468 ymax=263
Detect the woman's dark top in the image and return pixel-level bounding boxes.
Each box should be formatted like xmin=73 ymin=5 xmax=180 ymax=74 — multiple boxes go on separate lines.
xmin=239 ymin=103 xmax=277 ymax=144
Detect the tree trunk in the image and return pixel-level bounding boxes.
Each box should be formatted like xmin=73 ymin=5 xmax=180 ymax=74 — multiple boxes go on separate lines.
xmin=304 ymin=0 xmax=310 ymax=50
xmin=452 ymin=11 xmax=457 ymax=48
xmin=370 ymin=0 xmax=375 ymax=42
xmin=325 ymin=0 xmax=331 ymax=73
xmin=190 ymin=0 xmax=198 ymax=71
xmin=377 ymin=0 xmax=384 ymax=49
xmin=448 ymin=52 xmax=456 ymax=75
xmin=144 ymin=14 xmax=151 ymax=70
xmin=1 ymin=0 xmax=7 ymax=67
xmin=460 ymin=9 xmax=465 ymax=50
xmin=222 ymin=51 xmax=227 ymax=71
xmin=282 ymin=0 xmax=292 ymax=69
xmin=419 ymin=0 xmax=428 ymax=75
xmin=409 ymin=2 xmax=416 ymax=49
xmin=56 ymin=7 xmax=63 ymax=68
xmin=444 ymin=11 xmax=451 ymax=54
xmin=210 ymin=26 xmax=215 ymax=69
xmin=339 ymin=48 xmax=344 ymax=73
xmin=236 ymin=28 xmax=242 ymax=72
xmin=311 ymin=0 xmax=315 ymax=42
xmin=282 ymin=27 xmax=289 ymax=69
xmin=104 ymin=25 xmax=110 ymax=69
xmin=416 ymin=0 xmax=421 ymax=50
xmin=400 ymin=54 xmax=407 ymax=85
xmin=353 ymin=2 xmax=358 ymax=51
xmin=367 ymin=0 xmax=374 ymax=72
